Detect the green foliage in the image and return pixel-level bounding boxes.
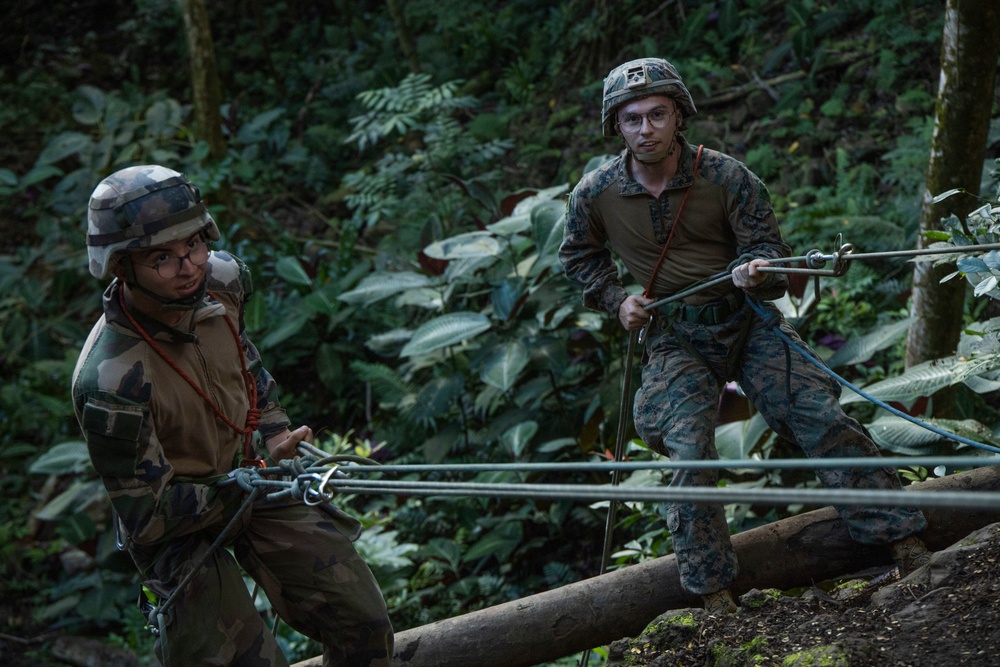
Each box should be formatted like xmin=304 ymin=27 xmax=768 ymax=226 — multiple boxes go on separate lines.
xmin=0 ymin=0 xmax=991 ymax=661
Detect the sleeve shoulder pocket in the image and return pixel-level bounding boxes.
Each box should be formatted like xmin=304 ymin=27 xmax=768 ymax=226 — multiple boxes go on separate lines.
xmin=82 ymin=400 xmax=144 ymax=478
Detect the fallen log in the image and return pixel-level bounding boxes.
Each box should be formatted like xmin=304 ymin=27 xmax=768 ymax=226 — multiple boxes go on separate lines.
xmin=292 ymin=466 xmax=1000 ymax=667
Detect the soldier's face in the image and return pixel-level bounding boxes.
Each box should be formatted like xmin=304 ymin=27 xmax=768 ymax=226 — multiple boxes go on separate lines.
xmin=127 ymin=233 xmax=208 ymax=301
xmin=616 ymin=95 xmax=681 ymax=160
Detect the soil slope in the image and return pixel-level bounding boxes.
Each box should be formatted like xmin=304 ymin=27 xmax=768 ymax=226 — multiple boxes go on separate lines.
xmin=607 ymin=523 xmax=1000 ymax=667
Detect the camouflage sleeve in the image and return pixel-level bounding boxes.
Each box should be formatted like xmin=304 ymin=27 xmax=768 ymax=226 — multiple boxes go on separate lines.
xmin=77 ymin=391 xmax=243 ymax=546
xmin=559 ymin=186 xmax=628 ymax=316
xmin=732 ymin=167 xmax=791 ymax=301
xmin=235 ymin=257 xmax=291 ymax=443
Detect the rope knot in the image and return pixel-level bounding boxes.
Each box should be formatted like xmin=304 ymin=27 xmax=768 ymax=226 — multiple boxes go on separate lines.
xmin=230 ymin=466 xmax=260 ymax=493
xmin=244 ymin=407 xmax=261 ymax=431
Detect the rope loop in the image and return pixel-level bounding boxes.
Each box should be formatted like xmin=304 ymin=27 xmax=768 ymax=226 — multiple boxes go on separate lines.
xmin=230 ymin=467 xmax=259 ymax=493
xmin=727 ymin=253 xmax=758 ymax=272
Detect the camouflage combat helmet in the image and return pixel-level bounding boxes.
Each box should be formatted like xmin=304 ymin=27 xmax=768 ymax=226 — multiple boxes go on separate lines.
xmin=86 ymin=165 xmax=219 ymax=279
xmin=601 ymin=58 xmax=698 ymax=138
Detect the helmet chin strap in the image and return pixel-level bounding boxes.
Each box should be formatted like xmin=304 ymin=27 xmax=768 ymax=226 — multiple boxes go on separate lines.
xmin=629 ymin=136 xmax=678 ymax=165
xmin=119 ymin=257 xmax=207 ymax=310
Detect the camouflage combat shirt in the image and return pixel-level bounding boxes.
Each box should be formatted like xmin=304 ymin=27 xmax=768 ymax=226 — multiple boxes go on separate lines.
xmin=559 ymin=140 xmax=790 ymax=314
xmin=72 ymin=251 xmax=290 ymax=548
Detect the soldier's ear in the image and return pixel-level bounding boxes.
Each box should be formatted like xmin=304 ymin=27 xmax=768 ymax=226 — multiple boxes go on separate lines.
xmin=111 ymin=255 xmax=128 ymax=281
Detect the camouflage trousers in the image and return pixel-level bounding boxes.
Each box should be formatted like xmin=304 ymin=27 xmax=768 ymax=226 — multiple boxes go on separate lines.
xmin=132 ymin=497 xmax=393 ymax=667
xmin=633 ymin=299 xmax=927 ymax=595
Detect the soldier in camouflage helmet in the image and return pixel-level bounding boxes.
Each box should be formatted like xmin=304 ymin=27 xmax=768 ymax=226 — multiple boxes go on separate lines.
xmin=73 ymin=165 xmax=393 ymax=665
xmin=560 ymin=59 xmax=931 ymax=614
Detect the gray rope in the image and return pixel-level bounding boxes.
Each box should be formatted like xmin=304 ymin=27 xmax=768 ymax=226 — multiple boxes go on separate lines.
xmin=646 ymin=239 xmax=1000 ymax=311
xmin=314 ymin=478 xmax=999 ymax=510
xmin=331 ymin=456 xmax=999 ymax=475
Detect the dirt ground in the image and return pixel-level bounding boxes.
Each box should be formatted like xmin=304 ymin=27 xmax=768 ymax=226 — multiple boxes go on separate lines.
xmin=607 ymin=523 xmax=1000 ymax=667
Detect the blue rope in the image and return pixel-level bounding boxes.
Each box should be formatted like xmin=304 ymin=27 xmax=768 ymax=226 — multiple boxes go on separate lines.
xmin=745 ymin=297 xmax=1000 ymax=456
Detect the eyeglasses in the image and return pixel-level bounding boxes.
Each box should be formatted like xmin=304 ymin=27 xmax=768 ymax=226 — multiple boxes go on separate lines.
xmin=139 ymin=241 xmax=211 ymax=278
xmin=618 ymin=107 xmax=675 ymax=133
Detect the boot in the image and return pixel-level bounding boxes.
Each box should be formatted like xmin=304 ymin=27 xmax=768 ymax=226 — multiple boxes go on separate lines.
xmin=701 ymin=588 xmax=737 ymax=614
xmin=890 ymin=536 xmax=932 ymax=577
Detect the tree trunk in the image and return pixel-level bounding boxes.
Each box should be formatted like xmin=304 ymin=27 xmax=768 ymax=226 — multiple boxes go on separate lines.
xmin=905 ymin=0 xmax=1000 ymax=412
xmin=179 ymin=0 xmax=231 ymax=206
xmin=292 ymin=467 xmax=1000 ymax=667
xmin=385 ymin=0 xmax=420 ymax=74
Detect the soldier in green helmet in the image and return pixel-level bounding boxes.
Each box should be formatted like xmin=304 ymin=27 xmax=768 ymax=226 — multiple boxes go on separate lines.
xmin=560 ymin=58 xmax=932 ymax=614
xmin=72 ymin=165 xmax=393 ymax=665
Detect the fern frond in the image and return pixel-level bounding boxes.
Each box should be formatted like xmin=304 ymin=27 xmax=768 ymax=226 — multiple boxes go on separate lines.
xmin=348 ymin=360 xmax=414 ymax=404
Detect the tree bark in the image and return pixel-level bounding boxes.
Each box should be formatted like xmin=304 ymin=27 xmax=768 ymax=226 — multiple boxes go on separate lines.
xmin=179 ymin=0 xmax=227 ymax=162
xmin=905 ymin=0 xmax=1000 ymax=405
xmin=385 ymin=0 xmax=420 ymax=74
xmin=292 ymin=467 xmax=1000 ymax=667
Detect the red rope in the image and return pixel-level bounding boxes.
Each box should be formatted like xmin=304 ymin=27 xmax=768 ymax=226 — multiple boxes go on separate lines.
xmin=118 ymin=287 xmax=261 ymax=463
xmin=643 ymin=144 xmax=704 ymax=299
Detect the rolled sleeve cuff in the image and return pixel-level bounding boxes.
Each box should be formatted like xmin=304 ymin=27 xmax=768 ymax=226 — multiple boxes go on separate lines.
xmin=600 ymin=283 xmax=629 ymax=317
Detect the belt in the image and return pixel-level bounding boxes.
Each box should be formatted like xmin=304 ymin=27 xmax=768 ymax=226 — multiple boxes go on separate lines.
xmin=653 ymin=290 xmax=745 ymax=326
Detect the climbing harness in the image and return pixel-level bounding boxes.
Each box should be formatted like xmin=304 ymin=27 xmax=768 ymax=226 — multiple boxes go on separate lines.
xmin=137 ymin=446 xmax=377 ymax=645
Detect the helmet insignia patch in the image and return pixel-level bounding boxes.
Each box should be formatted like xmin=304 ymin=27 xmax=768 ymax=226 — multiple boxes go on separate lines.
xmin=625 ymin=65 xmax=650 ymax=89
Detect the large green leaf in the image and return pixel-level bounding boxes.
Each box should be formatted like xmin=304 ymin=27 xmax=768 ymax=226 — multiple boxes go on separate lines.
xmin=423 ymin=231 xmax=501 ymax=260
xmin=491 ymin=278 xmax=524 ymax=321
xmin=825 ymin=317 xmax=915 ymax=368
xmin=34 ymin=479 xmax=106 ymax=521
xmin=395 ymin=287 xmax=444 ymax=310
xmin=867 ymin=415 xmax=999 ymax=455
xmin=399 ymin=312 xmax=491 ymax=357
xmin=509 ymin=183 xmax=569 ymax=216
xmin=339 ymin=271 xmax=432 ymax=305
xmin=480 ymin=341 xmax=529 ymax=391
xmin=409 ymin=374 xmax=465 ymax=421
xmin=71 ymin=85 xmax=106 ymax=125
xmin=462 ymin=520 xmax=523 ymax=563
xmin=501 ymin=420 xmax=537 ymax=457
xmin=363 ymin=328 xmax=413 ymax=357
xmin=840 ymin=357 xmax=956 ymax=405
xmin=963 ymin=374 xmax=1000 ymax=394
xmin=275 ymin=256 xmax=313 ymax=287
xmin=422 ymin=427 xmax=461 ymax=464
xmin=258 ymin=312 xmax=309 ymax=350
xmin=29 ymin=441 xmax=92 ymax=475
xmin=36 ymin=132 xmax=92 ymax=165
xmin=486 ymin=212 xmax=531 ymax=236
xmin=952 ymin=352 xmax=1000 ymax=384
xmin=531 ymin=199 xmax=566 ymax=258
xmin=715 ymin=412 xmax=770 ymax=460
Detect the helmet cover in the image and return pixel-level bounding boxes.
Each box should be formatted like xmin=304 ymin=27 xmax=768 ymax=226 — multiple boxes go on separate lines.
xmin=601 ymin=58 xmax=697 ymax=138
xmin=86 ymin=165 xmax=220 ymax=279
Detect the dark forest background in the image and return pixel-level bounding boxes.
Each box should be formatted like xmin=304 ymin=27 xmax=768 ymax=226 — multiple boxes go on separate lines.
xmin=2 ymin=1 xmax=999 ymax=664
